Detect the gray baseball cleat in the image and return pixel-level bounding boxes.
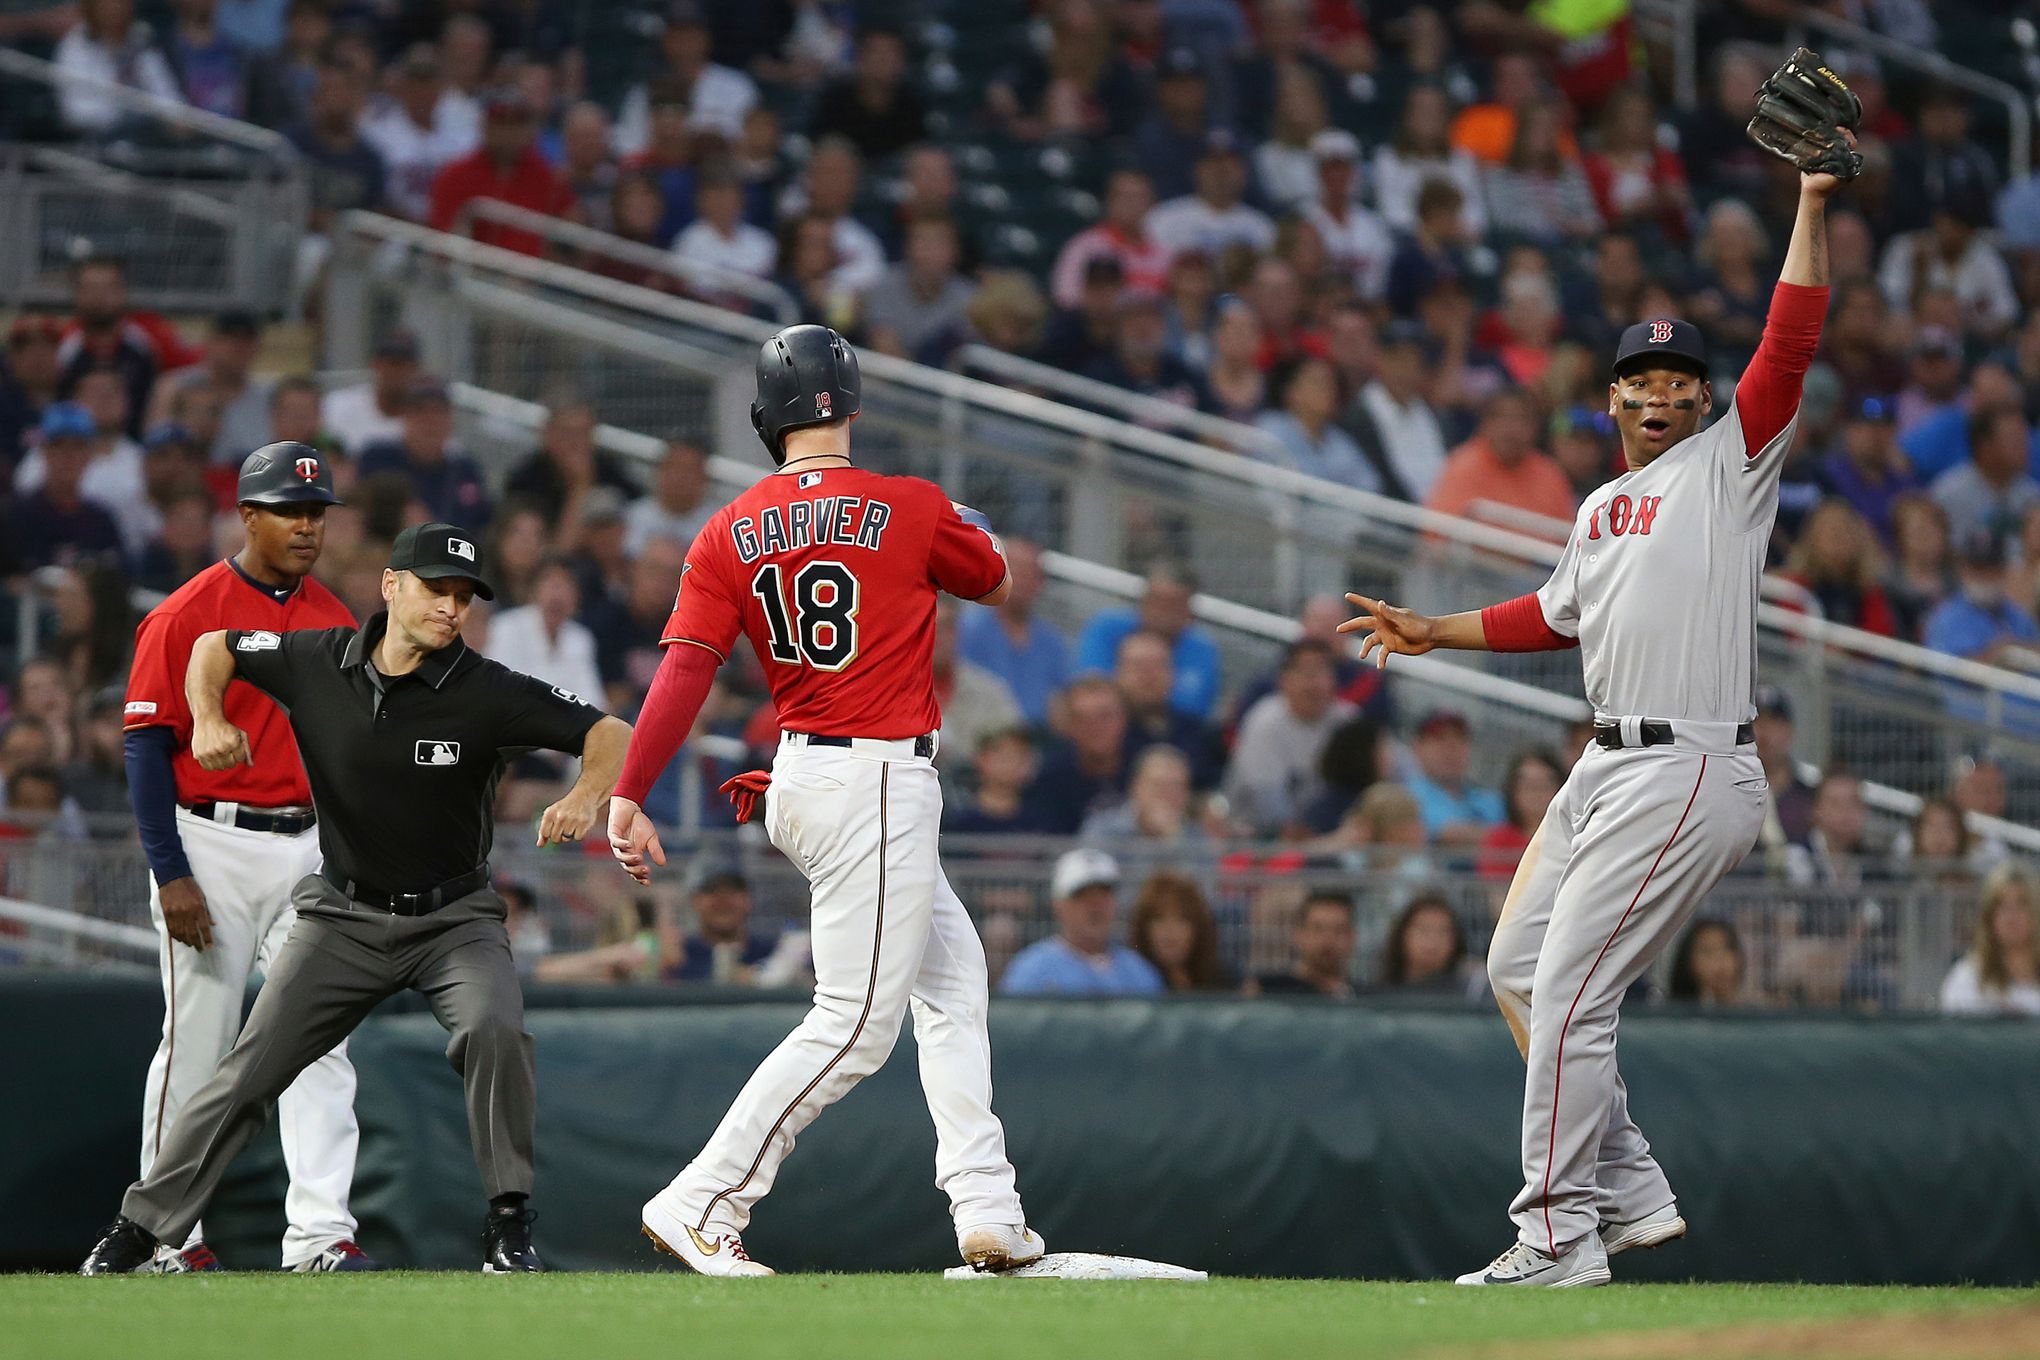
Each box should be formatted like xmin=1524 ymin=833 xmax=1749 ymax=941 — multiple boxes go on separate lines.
xmin=1600 ymin=1202 xmax=1687 ymax=1257
xmin=1455 ymin=1235 xmax=1611 ymax=1288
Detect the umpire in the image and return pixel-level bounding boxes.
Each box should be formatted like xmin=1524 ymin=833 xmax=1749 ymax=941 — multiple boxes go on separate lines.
xmin=82 ymin=523 xmax=630 ymax=1275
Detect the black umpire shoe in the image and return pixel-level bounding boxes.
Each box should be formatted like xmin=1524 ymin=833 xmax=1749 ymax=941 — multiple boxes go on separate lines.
xmin=482 ymin=1203 xmax=545 ymax=1273
xmin=80 ymin=1217 xmax=160 ymax=1275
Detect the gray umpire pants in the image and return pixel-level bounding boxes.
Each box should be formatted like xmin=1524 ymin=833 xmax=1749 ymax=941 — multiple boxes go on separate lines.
xmin=123 ymin=875 xmax=535 ymax=1247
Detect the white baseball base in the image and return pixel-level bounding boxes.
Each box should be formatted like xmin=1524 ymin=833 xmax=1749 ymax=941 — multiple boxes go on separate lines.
xmin=943 ymin=1252 xmax=1208 ymax=1281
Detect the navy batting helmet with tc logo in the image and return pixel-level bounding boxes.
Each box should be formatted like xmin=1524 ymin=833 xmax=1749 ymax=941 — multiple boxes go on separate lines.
xmin=749 ymin=324 xmax=860 ymax=464
xmin=237 ymin=441 xmax=344 ymax=508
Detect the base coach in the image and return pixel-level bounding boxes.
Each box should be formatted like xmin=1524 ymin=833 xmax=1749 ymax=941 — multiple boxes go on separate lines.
xmin=83 ymin=523 xmax=630 ymax=1274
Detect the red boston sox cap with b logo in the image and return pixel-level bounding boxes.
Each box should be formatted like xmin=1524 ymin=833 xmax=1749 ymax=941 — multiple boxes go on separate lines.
xmin=237 ymin=440 xmax=343 ymax=508
xmin=390 ymin=521 xmax=495 ymax=600
xmin=1612 ymin=317 xmax=1709 ymax=380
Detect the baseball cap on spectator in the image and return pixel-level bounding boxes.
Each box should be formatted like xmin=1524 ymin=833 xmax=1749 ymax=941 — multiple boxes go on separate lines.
xmin=1550 ymin=404 xmax=1615 ymax=439
xmin=1416 ymin=710 xmax=1470 ymax=738
xmin=484 ymin=87 xmax=534 ymax=122
xmin=1849 ymin=395 xmax=1896 ymax=424
xmin=1199 ymin=128 xmax=1243 ymax=160
xmin=578 ymin=485 xmax=628 ymax=526
xmin=8 ymin=314 xmax=62 ymax=347
xmin=39 ymin=402 xmax=94 ymax=441
xmin=374 ymin=329 xmax=422 ymax=361
xmin=394 ymin=43 xmax=440 ymax=80
xmin=1310 ymin=129 xmax=1360 ymax=163
xmin=406 ymin=378 xmax=452 ymax=408
xmin=143 ymin=421 xmax=197 ymax=452
xmin=1158 ymin=47 xmax=1203 ymax=81
xmin=1910 ymin=326 xmax=1961 ymax=361
xmin=1753 ymin=684 xmax=1792 ymax=723
xmin=1957 ymin=527 xmax=2009 ymax=570
xmin=211 ymin=309 xmax=261 ymax=339
xmin=686 ymin=858 xmax=748 ymax=893
xmin=1051 ymin=847 xmax=1120 ymax=900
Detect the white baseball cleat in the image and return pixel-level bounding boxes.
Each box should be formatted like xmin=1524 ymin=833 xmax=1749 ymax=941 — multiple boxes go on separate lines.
xmin=1600 ymin=1202 xmax=1687 ymax=1257
xmin=958 ymin=1224 xmax=1047 ymax=1273
xmin=1455 ymin=1235 xmax=1611 ymax=1288
xmin=641 ymin=1192 xmax=774 ymax=1277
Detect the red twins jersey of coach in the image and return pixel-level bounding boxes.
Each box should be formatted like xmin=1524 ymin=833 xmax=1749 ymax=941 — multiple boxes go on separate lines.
xmin=662 ymin=468 xmax=1007 ymax=733
xmin=125 ymin=563 xmax=354 ymax=800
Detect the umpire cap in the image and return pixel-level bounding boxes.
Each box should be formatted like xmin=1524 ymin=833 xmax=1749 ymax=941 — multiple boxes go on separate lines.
xmin=750 ymin=324 xmax=860 ymax=463
xmin=1612 ymin=317 xmax=1709 ymax=380
xmin=237 ymin=441 xmax=343 ymax=508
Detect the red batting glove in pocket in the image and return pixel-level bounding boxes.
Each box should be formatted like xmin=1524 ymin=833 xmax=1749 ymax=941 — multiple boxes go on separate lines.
xmin=718 ymin=770 xmax=772 ymax=823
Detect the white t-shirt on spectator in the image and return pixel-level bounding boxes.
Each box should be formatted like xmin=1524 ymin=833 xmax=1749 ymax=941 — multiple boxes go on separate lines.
xmin=321 ymin=383 xmax=406 ymax=455
xmin=1877 ymin=233 xmax=2020 ymax=336
xmin=53 ymin=24 xmax=183 ymax=135
xmin=612 ymin=64 xmax=760 ymax=155
xmin=624 ymin=495 xmax=718 ymax=559
xmin=484 ymin=607 xmax=608 ymax=712
xmin=1144 ymin=196 xmax=1278 ymax=259
xmin=1355 ymin=380 xmax=1450 ymax=502
xmin=1940 ymin=956 xmax=2040 ymax=1016
xmin=361 ymin=96 xmax=480 ymax=220
xmin=671 ymin=219 xmax=778 ymax=284
xmin=1303 ymin=199 xmax=1395 ymax=301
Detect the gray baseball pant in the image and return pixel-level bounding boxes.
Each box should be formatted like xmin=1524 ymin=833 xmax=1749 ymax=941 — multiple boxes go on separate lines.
xmin=1487 ymin=742 xmax=1766 ymax=1258
xmin=123 ymin=875 xmax=535 ymax=1247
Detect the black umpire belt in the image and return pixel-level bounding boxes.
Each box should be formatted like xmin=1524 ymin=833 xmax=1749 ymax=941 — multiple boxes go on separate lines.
xmin=182 ymin=801 xmax=317 ymax=835
xmin=1594 ymin=720 xmax=1754 ymax=750
xmin=323 ymin=865 xmax=491 ymax=916
xmin=795 ymin=732 xmax=936 ymax=758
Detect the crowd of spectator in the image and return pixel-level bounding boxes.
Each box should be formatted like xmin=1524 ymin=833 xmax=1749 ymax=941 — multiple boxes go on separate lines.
xmin=3 ymin=0 xmax=2039 ymax=1013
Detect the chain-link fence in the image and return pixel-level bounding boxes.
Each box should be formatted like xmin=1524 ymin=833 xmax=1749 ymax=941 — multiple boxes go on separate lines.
xmin=0 ymin=824 xmax=2000 ymax=1015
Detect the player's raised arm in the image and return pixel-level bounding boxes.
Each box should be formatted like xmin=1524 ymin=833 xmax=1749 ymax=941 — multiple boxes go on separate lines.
xmin=184 ymin=631 xmax=252 ymax=771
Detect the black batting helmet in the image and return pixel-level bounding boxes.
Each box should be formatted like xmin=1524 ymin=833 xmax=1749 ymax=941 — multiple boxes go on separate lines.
xmin=750 ymin=324 xmax=860 ymax=463
xmin=237 ymin=441 xmax=343 ymax=508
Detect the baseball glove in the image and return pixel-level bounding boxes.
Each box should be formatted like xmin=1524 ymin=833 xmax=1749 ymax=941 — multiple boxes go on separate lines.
xmin=1747 ymin=47 xmax=1863 ymax=180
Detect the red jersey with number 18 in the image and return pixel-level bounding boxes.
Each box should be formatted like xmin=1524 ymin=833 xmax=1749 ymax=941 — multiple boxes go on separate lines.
xmin=662 ymin=466 xmax=1007 ymax=737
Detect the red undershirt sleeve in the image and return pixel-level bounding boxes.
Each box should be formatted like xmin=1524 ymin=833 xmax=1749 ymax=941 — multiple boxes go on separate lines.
xmin=1480 ymin=593 xmax=1579 ymax=653
xmin=1735 ymin=282 xmax=1830 ymax=456
xmin=613 ymin=641 xmax=721 ymax=806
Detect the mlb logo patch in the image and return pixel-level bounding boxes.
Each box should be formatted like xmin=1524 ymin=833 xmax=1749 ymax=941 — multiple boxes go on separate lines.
xmin=551 ymin=686 xmax=582 ymax=704
xmin=416 ymin=740 xmax=461 ymax=766
xmin=816 ymin=390 xmax=832 ymax=418
xmin=294 ymin=456 xmax=320 ymax=482
xmin=236 ymin=631 xmax=280 ymax=652
xmin=799 ymin=472 xmax=823 ymax=489
xmin=448 ymin=538 xmax=476 ymax=561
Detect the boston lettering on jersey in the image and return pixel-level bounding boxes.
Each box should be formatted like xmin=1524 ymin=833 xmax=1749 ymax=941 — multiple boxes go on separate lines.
xmin=1585 ymin=494 xmax=1664 ymax=540
xmin=730 ymin=496 xmax=893 ymax=563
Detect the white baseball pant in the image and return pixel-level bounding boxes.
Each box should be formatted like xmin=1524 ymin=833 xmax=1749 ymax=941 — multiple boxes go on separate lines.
xmin=1488 ymin=739 xmax=1766 ymax=1258
xmin=140 ymin=808 xmax=361 ymax=1267
xmin=658 ymin=732 xmax=1027 ymax=1237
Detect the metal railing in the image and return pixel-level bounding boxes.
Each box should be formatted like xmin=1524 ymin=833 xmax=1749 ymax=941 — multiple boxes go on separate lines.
xmin=323 ymin=211 xmax=2040 ymax=813
xmin=0 ymin=832 xmax=2003 ymax=1013
xmin=453 ymin=197 xmax=800 ymax=324
xmin=0 ymin=47 xmax=307 ymax=313
xmin=1787 ymin=7 xmax=2031 ymax=178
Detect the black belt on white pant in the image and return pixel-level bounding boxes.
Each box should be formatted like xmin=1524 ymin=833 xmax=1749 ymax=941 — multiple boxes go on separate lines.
xmin=182 ymin=801 xmax=317 ymax=835
xmin=1593 ymin=719 xmax=1755 ymax=750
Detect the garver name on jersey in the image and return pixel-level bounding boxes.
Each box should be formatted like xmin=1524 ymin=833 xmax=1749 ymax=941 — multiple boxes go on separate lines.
xmin=731 ymin=496 xmax=893 ymax=564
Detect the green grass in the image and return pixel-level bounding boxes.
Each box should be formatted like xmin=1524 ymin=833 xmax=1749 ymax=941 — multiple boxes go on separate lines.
xmin=5 ymin=1275 xmax=2031 ymax=1360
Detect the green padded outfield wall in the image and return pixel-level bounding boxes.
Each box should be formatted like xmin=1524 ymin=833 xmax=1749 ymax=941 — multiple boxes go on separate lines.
xmin=5 ymin=977 xmax=2039 ymax=1282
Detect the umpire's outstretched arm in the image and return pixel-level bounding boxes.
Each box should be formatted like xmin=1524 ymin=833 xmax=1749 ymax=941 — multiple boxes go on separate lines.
xmin=537 ymin=715 xmax=632 ymax=847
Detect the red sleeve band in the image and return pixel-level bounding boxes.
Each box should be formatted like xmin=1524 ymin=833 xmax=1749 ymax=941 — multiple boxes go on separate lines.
xmin=1480 ymin=594 xmax=1578 ymax=653
xmin=613 ymin=641 xmax=721 ymax=806
xmin=1736 ymin=281 xmax=1830 ymax=455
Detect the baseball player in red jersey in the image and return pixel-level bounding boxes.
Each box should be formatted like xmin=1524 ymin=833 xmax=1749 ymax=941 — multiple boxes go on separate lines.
xmin=610 ymin=326 xmax=1044 ymax=1277
xmin=120 ymin=443 xmax=372 ymax=1272
xmin=1341 ymin=92 xmax=1854 ymax=1287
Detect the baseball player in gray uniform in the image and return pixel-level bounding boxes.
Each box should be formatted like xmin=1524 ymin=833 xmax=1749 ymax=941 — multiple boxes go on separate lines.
xmin=1339 ymin=125 xmax=1850 ymax=1287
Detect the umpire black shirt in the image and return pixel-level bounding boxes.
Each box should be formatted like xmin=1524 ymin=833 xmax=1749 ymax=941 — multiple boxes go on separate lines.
xmin=225 ymin=611 xmax=604 ymax=893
